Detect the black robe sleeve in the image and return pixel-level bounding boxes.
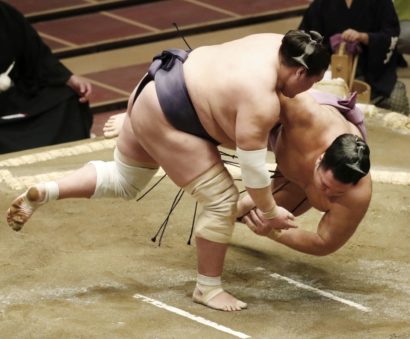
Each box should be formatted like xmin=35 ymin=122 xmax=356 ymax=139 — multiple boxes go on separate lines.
xmin=298 ymin=0 xmax=400 ymax=98
xmin=0 ymin=1 xmax=71 ymax=99
xmin=364 ymin=0 xmax=400 ymax=97
xmin=0 ymin=1 xmax=92 ymax=154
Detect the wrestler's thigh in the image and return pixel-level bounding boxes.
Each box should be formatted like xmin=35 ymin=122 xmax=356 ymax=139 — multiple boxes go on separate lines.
xmin=143 ymin=132 xmax=222 ymax=188
xmin=116 ymin=113 xmax=158 ymax=166
xmin=129 ymin=83 xmax=222 ymax=187
xmin=272 ymin=176 xmax=311 ymax=216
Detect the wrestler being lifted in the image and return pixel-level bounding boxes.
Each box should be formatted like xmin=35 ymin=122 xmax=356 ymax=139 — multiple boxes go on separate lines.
xmin=237 ymin=89 xmax=372 ymax=256
xmin=7 ymin=30 xmax=330 ymax=311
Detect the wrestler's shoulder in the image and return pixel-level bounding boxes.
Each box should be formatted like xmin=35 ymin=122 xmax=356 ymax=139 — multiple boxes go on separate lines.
xmin=339 ymin=175 xmax=372 ymax=208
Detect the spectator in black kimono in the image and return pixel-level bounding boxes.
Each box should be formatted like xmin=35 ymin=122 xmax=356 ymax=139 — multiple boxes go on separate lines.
xmin=0 ymin=1 xmax=93 ymax=154
xmin=299 ymin=0 xmax=409 ymax=115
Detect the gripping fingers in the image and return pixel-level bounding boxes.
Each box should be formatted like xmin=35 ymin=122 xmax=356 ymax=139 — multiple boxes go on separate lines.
xmin=287 ymin=221 xmax=297 ymax=229
xmin=286 ymin=214 xmax=297 ymax=229
xmin=250 ymin=210 xmax=275 ymax=235
xmin=243 ymin=215 xmax=257 ymax=233
xmin=250 ymin=209 xmax=268 ymax=234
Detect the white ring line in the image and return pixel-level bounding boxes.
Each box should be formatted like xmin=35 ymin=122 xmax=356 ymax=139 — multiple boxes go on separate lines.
xmin=1 ymin=138 xmax=408 ymax=182
xmin=270 ymin=273 xmax=371 ymax=313
xmin=133 ymin=294 xmax=250 ymax=338
xmin=1 ymin=138 xmax=409 ymax=187
xmin=0 ymin=285 xmax=250 ymax=337
xmin=2 ymin=164 xmax=410 ymax=191
xmin=0 ymin=139 xmax=116 ymax=167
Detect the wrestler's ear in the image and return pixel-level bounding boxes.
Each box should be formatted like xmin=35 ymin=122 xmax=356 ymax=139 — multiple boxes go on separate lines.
xmin=295 ymin=66 xmax=307 ymax=79
xmin=316 ymin=153 xmax=324 ymax=166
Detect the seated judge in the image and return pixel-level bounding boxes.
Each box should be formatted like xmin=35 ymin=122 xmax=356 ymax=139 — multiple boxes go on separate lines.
xmin=299 ymin=0 xmax=409 ymax=115
xmin=0 ymin=1 xmax=93 ymax=154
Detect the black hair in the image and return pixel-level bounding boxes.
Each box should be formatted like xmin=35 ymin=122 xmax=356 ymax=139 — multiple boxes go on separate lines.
xmin=279 ymin=30 xmax=330 ymax=76
xmin=320 ymin=134 xmax=370 ymax=185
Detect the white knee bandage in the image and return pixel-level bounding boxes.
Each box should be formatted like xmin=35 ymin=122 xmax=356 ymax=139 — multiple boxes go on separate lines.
xmin=236 ymin=147 xmax=271 ymax=188
xmin=184 ymin=163 xmax=239 ymax=244
xmin=90 ymin=148 xmax=158 ymax=200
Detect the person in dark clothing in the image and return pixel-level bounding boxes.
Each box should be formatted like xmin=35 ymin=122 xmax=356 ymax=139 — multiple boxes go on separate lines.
xmin=0 ymin=1 xmax=93 ymax=154
xmin=299 ymin=0 xmax=409 ymax=115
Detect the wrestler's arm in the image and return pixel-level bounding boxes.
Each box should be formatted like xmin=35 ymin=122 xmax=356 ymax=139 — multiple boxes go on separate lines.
xmin=273 ymin=178 xmax=372 ymax=255
xmin=235 ymin=95 xmax=279 ymax=213
xmin=235 ymin=94 xmax=296 ymax=230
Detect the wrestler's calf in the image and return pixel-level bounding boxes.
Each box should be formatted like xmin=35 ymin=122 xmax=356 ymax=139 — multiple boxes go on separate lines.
xmin=184 ymin=163 xmax=246 ymax=311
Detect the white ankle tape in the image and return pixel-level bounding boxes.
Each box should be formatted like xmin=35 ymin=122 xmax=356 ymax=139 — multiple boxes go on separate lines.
xmin=197 ymin=274 xmax=221 ymax=286
xmin=43 ymin=181 xmax=59 ymax=202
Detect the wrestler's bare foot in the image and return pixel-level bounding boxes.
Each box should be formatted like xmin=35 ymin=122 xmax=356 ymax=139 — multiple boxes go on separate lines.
xmin=6 ymin=185 xmax=45 ymax=231
xmin=192 ymin=285 xmax=247 ymax=311
xmin=103 ymin=112 xmax=126 ymax=139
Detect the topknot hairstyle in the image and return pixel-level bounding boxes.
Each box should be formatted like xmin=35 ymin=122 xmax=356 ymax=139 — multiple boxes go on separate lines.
xmin=320 ymin=134 xmax=370 ymax=185
xmin=279 ymin=30 xmax=330 ymax=76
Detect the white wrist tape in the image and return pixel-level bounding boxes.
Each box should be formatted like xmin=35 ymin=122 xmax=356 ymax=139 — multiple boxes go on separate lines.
xmin=262 ymin=205 xmax=279 ymax=219
xmin=236 ymin=147 xmax=271 ymax=189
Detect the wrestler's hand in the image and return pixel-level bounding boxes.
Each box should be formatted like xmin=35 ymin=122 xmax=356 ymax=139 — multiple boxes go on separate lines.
xmin=243 ymin=207 xmax=297 ymax=236
xmin=66 ymin=75 xmax=92 ymax=103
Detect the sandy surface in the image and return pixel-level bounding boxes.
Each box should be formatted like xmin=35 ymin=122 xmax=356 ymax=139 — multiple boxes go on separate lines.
xmin=0 ymin=113 xmax=409 ymax=338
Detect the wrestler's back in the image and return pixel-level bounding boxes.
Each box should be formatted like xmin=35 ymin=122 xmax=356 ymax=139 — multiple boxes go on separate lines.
xmin=274 ymin=92 xmax=371 ymax=211
xmin=183 ymin=33 xmax=283 ymax=146
xmin=275 ymin=92 xmax=363 ymax=188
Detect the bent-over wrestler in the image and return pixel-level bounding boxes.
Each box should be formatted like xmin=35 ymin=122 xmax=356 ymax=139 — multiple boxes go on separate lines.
xmin=6 ymin=31 xmax=330 ymax=311
xmin=238 ymin=90 xmax=372 ymax=255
